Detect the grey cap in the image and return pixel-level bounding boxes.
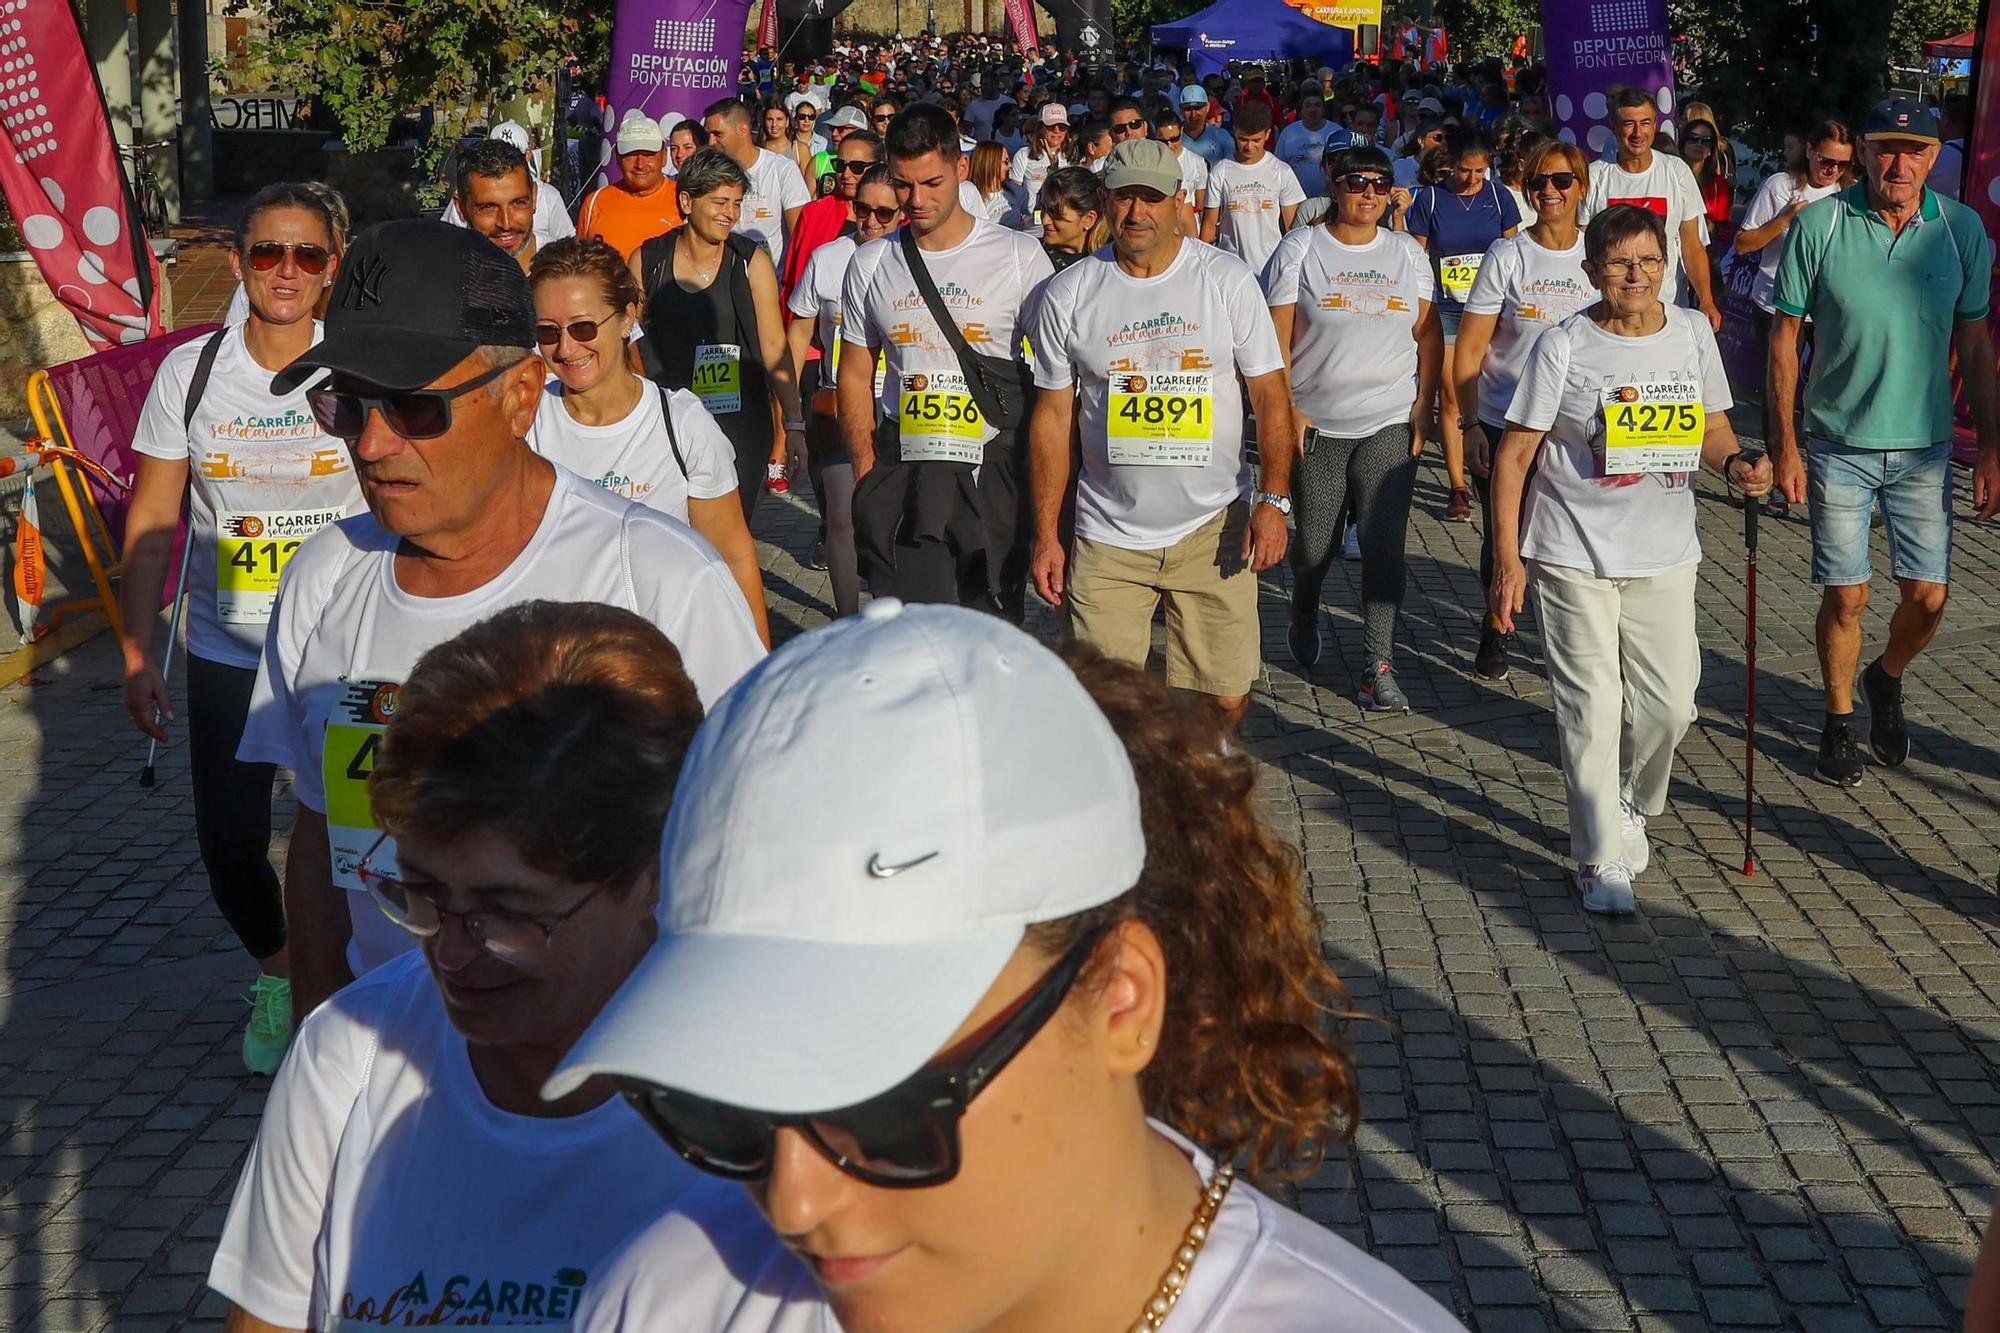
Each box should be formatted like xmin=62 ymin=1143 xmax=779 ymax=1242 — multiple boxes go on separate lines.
xmin=1103 ymin=138 xmax=1183 ymax=197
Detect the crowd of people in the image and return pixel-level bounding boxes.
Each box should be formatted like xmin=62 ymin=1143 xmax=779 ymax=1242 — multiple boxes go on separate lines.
xmin=105 ymin=25 xmax=1998 ymax=1331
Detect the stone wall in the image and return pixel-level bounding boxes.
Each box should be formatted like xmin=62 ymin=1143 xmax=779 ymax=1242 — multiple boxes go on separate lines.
xmin=829 ymin=0 xmax=1010 ymax=39
xmin=0 ymin=258 xmax=94 ymax=428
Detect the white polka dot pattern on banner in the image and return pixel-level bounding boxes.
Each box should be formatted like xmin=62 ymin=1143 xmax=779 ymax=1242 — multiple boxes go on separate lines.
xmin=1556 ymin=94 xmax=1573 ymax=122
xmin=19 ymin=212 xmax=60 ymax=249
xmin=1584 ymin=91 xmax=1606 ymax=120
xmin=1656 ymin=86 xmax=1674 ymax=115
xmin=1587 ymin=0 xmax=1647 ymax=30
xmin=1 ymin=0 xmax=57 ymax=164
xmin=1587 ymin=125 xmax=1611 ymax=155
xmin=82 ymin=205 xmax=120 ymax=245
xmin=40 ymin=176 xmax=63 ymax=210
xmin=1988 ymin=176 xmax=2000 ymax=207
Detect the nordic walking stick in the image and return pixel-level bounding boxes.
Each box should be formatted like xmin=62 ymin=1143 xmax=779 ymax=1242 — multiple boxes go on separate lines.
xmin=139 ymin=528 xmax=195 ymax=788
xmin=1741 ymin=496 xmax=1759 ymax=876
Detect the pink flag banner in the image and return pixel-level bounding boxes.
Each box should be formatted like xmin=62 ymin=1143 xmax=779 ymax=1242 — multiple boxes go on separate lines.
xmin=1005 ymin=0 xmax=1040 ymax=56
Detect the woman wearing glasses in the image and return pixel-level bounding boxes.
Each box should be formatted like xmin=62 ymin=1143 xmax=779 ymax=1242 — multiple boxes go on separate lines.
xmin=1453 ymin=140 xmax=1595 ymax=682
xmin=120 ymin=182 xmax=364 ymax=1077
xmin=787 ymin=167 xmax=903 ymax=618
xmin=559 ymin=603 xmax=1465 ymax=1332
xmin=1266 ymin=144 xmax=1442 ymax=715
xmin=1007 ymin=104 xmax=1073 ymax=228
xmin=526 ymin=237 xmax=769 ymax=645
xmin=1487 ymin=206 xmax=1772 ymax=915
xmin=207 ymin=601 xmax=716 ymax=1330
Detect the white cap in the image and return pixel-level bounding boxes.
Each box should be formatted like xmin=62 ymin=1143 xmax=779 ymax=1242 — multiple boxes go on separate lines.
xmin=615 ymin=109 xmax=665 ymax=154
xmin=823 ymin=104 xmax=868 ymax=131
xmin=547 ymin=601 xmax=1145 ymax=1112
xmin=490 ymin=120 xmax=532 ymax=155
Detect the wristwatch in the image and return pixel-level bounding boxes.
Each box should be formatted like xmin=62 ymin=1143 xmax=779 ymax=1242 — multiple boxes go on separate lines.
xmin=1252 ymin=491 xmax=1293 ymax=516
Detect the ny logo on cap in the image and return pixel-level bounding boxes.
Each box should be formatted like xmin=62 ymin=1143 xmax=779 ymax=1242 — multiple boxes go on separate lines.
xmin=341 ymin=254 xmax=389 ymax=311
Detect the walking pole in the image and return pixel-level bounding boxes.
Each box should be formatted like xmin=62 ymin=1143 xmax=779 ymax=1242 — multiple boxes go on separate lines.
xmin=1741 ymin=496 xmax=1759 ymax=876
xmin=139 ymin=527 xmax=195 ymax=789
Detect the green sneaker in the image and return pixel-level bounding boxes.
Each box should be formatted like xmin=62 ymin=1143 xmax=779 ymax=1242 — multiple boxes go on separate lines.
xmin=243 ymin=974 xmax=294 ymax=1077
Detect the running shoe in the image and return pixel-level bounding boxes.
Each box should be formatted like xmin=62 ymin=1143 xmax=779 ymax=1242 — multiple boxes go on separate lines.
xmin=1445 ymin=487 xmax=1474 ymax=522
xmin=242 ymin=974 xmax=293 ymax=1077
xmin=1814 ymin=717 xmax=1865 ymax=788
xmin=765 ymin=462 xmax=790 ymax=494
xmin=1576 ymin=861 xmax=1636 ymax=915
xmin=805 ymin=538 xmax=828 ymax=572
xmin=1357 ymin=659 xmax=1410 ymax=713
xmin=1473 ymin=625 xmax=1511 ymax=681
xmin=1342 ymin=524 xmax=1362 ymax=560
xmin=1618 ymin=799 xmax=1650 ymax=876
xmin=1862 ymin=658 xmax=1909 ymax=768
xmin=1288 ymin=610 xmax=1322 ymax=670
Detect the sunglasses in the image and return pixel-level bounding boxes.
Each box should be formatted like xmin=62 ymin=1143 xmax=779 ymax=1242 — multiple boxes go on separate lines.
xmin=1524 ymin=171 xmax=1579 ymax=191
xmin=873 ymin=114 xmax=895 ymax=124
xmin=1111 ymin=118 xmax=1146 ymax=133
xmin=355 ymin=831 xmax=606 ymax=965
xmin=624 ymin=927 xmax=1109 ymax=1188
xmin=1336 ymin=173 xmax=1392 ymax=195
xmin=837 ymin=158 xmax=873 ymax=174
xmin=797 ymin=109 xmax=817 ymax=120
xmin=246 ymin=241 xmax=332 ymax=274
xmin=855 ymin=204 xmax=901 ymax=224
xmin=534 ymin=317 xmax=617 ymax=346
xmin=1682 ymin=134 xmax=1715 ymax=146
xmin=306 ymin=357 xmax=521 ymax=440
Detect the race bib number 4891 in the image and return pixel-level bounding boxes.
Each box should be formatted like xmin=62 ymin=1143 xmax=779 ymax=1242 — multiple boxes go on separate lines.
xmin=1600 ymin=380 xmax=1704 ymax=475
xmin=897 ymin=370 xmax=985 ymax=464
xmin=1107 ymin=371 xmax=1215 ymax=466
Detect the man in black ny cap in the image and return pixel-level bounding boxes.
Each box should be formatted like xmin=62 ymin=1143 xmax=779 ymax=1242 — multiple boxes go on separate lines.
xmin=238 ymin=219 xmax=766 ymax=1026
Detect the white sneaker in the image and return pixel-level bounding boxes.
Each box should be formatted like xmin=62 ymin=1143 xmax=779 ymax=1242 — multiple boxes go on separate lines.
xmin=1576 ymin=861 xmax=1636 ymax=914
xmin=1617 ymin=800 xmax=1650 ymax=876
xmin=1343 ymin=524 xmax=1362 ymax=561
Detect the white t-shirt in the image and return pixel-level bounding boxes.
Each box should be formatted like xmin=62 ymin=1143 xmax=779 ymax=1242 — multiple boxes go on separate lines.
xmin=208 ymin=952 xmax=710 ymax=1329
xmin=440 ymin=177 xmax=578 ymax=250
xmin=1172 ymin=146 xmax=1210 ymax=206
xmin=959 ymin=179 xmax=1012 ymax=226
xmin=1275 ymin=120 xmax=1341 ymax=198
xmin=1933 ymin=138 xmax=1966 ymax=201
xmin=1461 ymin=231 xmax=1596 ymax=426
xmin=840 ymin=216 xmax=1054 ymax=448
xmin=741 ymin=147 xmax=812 ymax=268
xmin=1580 ymin=151 xmax=1705 ymax=304
xmin=1263 ymin=225 xmax=1434 ymax=437
xmin=1736 ymin=171 xmax=1839 ymax=312
xmin=1007 ymin=145 xmax=1061 ymax=209
xmin=1206 ymin=153 xmax=1308 ymax=278
xmin=528 ymin=380 xmax=738 ymax=522
xmin=572 ymin=1121 xmax=1468 ymax=1332
xmin=1028 ymin=239 xmax=1284 ymax=549
xmin=130 ymin=321 xmax=365 ymax=669
xmin=237 ymin=468 xmax=764 ymax=977
xmin=789 ymin=235 xmax=887 ymax=397
xmin=1506 ymin=305 xmax=1731 ymax=578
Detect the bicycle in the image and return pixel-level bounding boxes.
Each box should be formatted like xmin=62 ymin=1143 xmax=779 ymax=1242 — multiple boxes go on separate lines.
xmin=119 ymin=138 xmax=176 ymax=236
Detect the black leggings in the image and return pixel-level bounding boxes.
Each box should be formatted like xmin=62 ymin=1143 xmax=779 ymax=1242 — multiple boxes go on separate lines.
xmin=1471 ymin=419 xmax=1539 ymax=596
xmin=1291 ymin=422 xmax=1419 ymax=665
xmin=185 ymin=654 xmax=286 ymax=960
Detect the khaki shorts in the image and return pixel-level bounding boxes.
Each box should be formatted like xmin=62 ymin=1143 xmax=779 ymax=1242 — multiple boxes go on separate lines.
xmin=1067 ymin=503 xmax=1259 ymax=699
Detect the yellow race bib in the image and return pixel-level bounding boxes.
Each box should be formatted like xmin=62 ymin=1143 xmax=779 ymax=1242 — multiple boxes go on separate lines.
xmin=1440 ymin=253 xmax=1482 ymax=303
xmin=214 ymin=507 xmax=344 ymax=626
xmin=1601 ymin=381 xmax=1704 ymax=475
xmin=322 ymin=680 xmax=399 ymax=892
xmin=692 ymin=343 xmax=743 ymax=415
xmin=897 ymin=371 xmax=985 ymax=464
xmin=1106 ymin=372 xmax=1215 ymax=466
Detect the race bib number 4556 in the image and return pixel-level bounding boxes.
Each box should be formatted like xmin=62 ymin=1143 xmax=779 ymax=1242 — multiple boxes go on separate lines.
xmin=1107 ymin=372 xmax=1214 ymax=466
xmin=897 ymin=371 xmax=985 ymax=464
xmin=1600 ymin=381 xmax=1705 ymax=475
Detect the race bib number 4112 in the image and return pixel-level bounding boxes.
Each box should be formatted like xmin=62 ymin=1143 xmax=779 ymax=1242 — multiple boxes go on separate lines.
xmin=1600 ymin=381 xmax=1704 ymax=475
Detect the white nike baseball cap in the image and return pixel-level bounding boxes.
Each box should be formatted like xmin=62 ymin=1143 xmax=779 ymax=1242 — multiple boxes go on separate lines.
xmin=546 ymin=600 xmax=1145 ymax=1113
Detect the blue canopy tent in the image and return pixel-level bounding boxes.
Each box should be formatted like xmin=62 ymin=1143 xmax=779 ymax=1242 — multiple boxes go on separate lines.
xmin=1153 ymin=0 xmax=1356 ymax=80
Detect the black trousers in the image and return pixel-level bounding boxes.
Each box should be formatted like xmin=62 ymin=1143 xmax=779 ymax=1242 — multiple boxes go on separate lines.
xmin=185 ymin=653 xmax=286 ymax=959
xmin=1471 ymin=419 xmax=1539 ymax=596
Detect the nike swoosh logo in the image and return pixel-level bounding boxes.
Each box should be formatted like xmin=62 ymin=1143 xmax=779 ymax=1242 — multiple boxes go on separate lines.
xmin=867 ymin=850 xmax=940 ymax=879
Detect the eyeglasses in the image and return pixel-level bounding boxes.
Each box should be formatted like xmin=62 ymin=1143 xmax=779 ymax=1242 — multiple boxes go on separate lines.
xmin=1682 ymin=134 xmax=1715 ymax=146
xmin=837 ymin=158 xmax=873 ymax=174
xmin=1524 ymin=172 xmax=1579 ymax=191
xmin=305 ymin=357 xmax=522 ymax=440
xmin=1594 ymin=255 xmax=1665 ymax=276
xmin=1810 ymin=152 xmax=1852 ymax=170
xmin=534 ymin=317 xmax=613 ymax=346
xmin=1111 ymin=118 xmax=1146 ymax=133
xmin=354 ymin=831 xmax=607 ymax=965
xmin=623 ymin=927 xmax=1109 ymax=1188
xmin=855 ymin=204 xmax=901 ymax=224
xmin=246 ymin=241 xmax=332 ymax=274
xmin=1336 ymin=173 xmax=1392 ymax=195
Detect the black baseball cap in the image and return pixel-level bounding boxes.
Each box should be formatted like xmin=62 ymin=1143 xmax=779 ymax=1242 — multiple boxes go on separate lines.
xmin=1862 ymin=97 xmax=1941 ymax=145
xmin=271 ymin=219 xmax=536 ymax=395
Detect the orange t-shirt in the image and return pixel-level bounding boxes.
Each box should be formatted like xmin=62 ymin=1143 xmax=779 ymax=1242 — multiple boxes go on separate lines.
xmin=578 ymin=182 xmax=685 ymax=260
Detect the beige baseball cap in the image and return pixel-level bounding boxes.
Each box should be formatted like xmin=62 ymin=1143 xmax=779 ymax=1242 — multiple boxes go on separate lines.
xmin=1103 ymin=138 xmax=1182 ymax=197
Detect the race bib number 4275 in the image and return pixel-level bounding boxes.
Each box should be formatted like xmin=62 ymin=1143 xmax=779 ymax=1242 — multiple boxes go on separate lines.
xmin=1600 ymin=380 xmax=1705 ymax=475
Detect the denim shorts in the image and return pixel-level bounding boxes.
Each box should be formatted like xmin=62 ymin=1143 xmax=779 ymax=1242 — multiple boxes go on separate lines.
xmin=1439 ymin=305 xmax=1462 ymax=344
xmin=1805 ymin=438 xmax=1954 ymax=587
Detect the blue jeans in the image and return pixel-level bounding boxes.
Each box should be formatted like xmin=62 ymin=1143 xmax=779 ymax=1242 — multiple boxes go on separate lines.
xmin=1805 ymin=439 xmax=1954 ymax=587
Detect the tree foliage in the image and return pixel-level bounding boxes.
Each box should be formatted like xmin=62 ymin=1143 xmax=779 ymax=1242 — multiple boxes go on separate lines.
xmin=1433 ymin=0 xmax=1536 ymax=68
xmin=1885 ymin=0 xmax=1977 ymax=66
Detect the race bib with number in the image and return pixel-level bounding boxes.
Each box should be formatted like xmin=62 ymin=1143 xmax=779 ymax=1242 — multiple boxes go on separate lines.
xmin=691 ymin=343 xmax=743 ymax=415
xmin=323 ymin=679 xmax=399 ymax=895
xmin=1106 ymin=371 xmax=1215 ymax=466
xmin=1440 ymin=253 xmax=1482 ymax=302
xmin=214 ymin=507 xmax=344 ymax=626
xmin=897 ymin=370 xmax=985 ymax=464
xmin=1600 ymin=380 xmax=1705 ymax=475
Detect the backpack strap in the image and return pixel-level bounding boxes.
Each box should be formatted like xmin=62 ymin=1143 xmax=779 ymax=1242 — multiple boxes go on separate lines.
xmin=654 ymin=383 xmax=689 ymax=481
xmin=184 ymin=328 xmax=228 ymax=434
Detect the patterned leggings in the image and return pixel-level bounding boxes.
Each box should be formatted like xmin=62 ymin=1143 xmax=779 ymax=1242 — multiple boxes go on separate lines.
xmin=1291 ymin=421 xmax=1419 ymax=666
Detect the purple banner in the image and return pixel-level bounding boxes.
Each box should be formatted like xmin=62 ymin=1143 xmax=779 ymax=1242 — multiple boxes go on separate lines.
xmin=605 ymin=0 xmax=756 ymax=141
xmin=1541 ymin=0 xmax=1678 ymax=155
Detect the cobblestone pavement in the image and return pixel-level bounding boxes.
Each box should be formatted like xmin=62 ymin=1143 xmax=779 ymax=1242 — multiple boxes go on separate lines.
xmin=3 ymin=256 xmax=1999 ymax=1327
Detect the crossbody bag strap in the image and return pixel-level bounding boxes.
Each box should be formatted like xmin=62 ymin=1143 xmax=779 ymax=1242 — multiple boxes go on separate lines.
xmin=184 ymin=328 xmax=228 ymax=434
xmin=654 ymin=383 xmax=689 ymax=480
xmin=896 ymin=226 xmax=1007 ymax=426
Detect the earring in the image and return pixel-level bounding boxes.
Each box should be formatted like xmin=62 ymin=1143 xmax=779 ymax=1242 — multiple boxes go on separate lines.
xmin=1137 ymin=1033 xmax=1151 ymax=1048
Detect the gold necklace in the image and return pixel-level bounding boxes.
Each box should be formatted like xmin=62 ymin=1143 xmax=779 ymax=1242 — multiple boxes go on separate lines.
xmin=1128 ymin=1161 xmax=1234 ymax=1333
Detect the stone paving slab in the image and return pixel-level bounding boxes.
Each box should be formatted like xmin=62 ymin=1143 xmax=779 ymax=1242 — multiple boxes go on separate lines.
xmin=0 ymin=452 xmax=1997 ymax=1330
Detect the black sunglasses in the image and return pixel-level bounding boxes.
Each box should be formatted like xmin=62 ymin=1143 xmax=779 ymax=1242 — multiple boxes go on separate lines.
xmin=1524 ymin=171 xmax=1579 ymax=191
xmin=855 ymin=204 xmax=901 ymax=224
xmin=534 ymin=317 xmax=610 ymax=346
xmin=247 ymin=241 xmax=331 ymax=274
xmin=837 ymin=158 xmax=873 ymax=173
xmin=1111 ymin=118 xmax=1146 ymax=133
xmin=306 ymin=358 xmax=522 ymax=441
xmin=1336 ymin=173 xmax=1392 ymax=195
xmin=623 ymin=927 xmax=1109 ymax=1188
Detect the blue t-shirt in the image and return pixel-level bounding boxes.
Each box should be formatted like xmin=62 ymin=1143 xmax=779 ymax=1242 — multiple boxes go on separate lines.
xmin=1405 ymin=181 xmax=1521 ymax=312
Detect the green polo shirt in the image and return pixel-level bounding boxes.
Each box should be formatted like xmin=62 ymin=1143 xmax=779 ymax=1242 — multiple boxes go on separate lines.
xmin=1772 ymin=184 xmax=1992 ymax=449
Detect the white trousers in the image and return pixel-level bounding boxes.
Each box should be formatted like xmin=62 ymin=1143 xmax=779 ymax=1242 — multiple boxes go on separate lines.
xmin=1530 ymin=560 xmax=1702 ymax=868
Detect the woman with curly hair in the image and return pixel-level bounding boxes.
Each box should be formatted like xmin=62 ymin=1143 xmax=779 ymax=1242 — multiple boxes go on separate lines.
xmin=559 ymin=603 xmax=1464 ymax=1331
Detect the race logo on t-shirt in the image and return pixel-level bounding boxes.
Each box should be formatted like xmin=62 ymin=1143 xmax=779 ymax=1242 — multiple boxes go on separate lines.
xmin=1516 ymin=274 xmax=1594 ymax=325
xmin=333 ymin=1264 xmax=590 ymax=1325
xmin=1317 ymin=267 xmax=1413 ymax=317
